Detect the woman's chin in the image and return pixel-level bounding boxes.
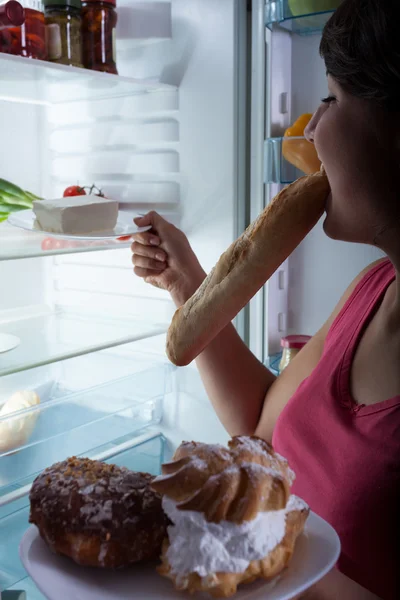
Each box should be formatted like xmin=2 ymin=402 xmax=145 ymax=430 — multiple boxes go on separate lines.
xmin=322 ymin=214 xmax=333 ymax=238
xmin=322 ymin=212 xmax=341 ymax=241
xmin=324 ymin=190 xmax=332 ymax=211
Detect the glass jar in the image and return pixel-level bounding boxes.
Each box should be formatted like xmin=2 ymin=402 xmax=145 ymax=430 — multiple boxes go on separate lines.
xmin=44 ymin=0 xmax=82 ymax=67
xmin=0 ymin=1 xmax=25 ymax=28
xmin=0 ymin=0 xmax=46 ymax=59
xmin=81 ymin=0 xmax=117 ymax=74
xmin=279 ymin=335 xmax=311 ymax=373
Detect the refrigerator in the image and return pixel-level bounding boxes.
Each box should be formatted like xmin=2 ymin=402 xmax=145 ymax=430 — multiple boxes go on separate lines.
xmin=0 ymin=0 xmax=383 ymax=597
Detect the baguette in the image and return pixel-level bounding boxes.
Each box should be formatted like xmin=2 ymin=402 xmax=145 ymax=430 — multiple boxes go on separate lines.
xmin=166 ymin=169 xmax=330 ymax=366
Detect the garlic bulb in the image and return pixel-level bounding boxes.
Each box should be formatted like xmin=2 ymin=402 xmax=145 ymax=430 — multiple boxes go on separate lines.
xmin=0 ymin=390 xmax=40 ymax=453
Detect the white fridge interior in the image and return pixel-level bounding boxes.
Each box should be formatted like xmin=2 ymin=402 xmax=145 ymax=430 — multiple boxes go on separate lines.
xmin=0 ymin=1 xmax=385 ymax=597
xmin=261 ymin=4 xmax=384 ymax=358
xmin=1 ymin=0 xmax=242 ymax=595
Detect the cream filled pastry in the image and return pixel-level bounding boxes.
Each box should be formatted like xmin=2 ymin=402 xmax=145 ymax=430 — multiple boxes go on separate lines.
xmin=151 ymin=436 xmax=309 ymax=598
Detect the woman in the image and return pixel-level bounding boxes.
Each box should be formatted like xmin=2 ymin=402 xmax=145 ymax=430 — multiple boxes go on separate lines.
xmin=131 ymin=1 xmax=399 ymax=598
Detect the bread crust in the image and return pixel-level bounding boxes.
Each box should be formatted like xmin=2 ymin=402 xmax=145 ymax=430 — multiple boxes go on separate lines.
xmin=166 ymin=170 xmax=329 ymax=366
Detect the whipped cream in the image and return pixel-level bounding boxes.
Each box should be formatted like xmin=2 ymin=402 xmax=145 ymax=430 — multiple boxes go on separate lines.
xmin=163 ymin=495 xmax=308 ymax=579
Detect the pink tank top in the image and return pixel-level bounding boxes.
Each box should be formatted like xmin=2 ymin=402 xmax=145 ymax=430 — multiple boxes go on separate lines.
xmin=273 ymin=259 xmax=400 ymax=600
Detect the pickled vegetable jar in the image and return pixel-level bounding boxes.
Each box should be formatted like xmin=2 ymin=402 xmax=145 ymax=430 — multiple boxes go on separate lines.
xmin=81 ymin=0 xmax=117 ymax=74
xmin=44 ymin=0 xmax=82 ymax=67
xmin=0 ymin=0 xmax=46 ymax=59
xmin=0 ymin=1 xmax=25 ymax=29
xmin=279 ymin=335 xmax=311 ymax=373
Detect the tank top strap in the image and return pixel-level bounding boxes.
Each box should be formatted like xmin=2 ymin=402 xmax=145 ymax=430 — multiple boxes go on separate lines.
xmin=325 ymin=258 xmax=395 ymax=347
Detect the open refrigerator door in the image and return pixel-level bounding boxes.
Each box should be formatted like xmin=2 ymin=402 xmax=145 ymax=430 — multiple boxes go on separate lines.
xmin=262 ymin=0 xmax=384 ymax=369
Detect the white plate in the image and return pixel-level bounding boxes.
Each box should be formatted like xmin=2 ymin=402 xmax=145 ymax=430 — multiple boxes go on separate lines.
xmin=8 ymin=210 xmax=151 ymax=240
xmin=20 ymin=512 xmax=340 ymax=600
xmin=0 ymin=333 xmax=20 ymax=353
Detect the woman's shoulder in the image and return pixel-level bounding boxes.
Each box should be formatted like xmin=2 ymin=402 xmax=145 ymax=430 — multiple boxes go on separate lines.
xmin=338 ymin=256 xmax=393 ymax=309
xmin=352 ymin=257 xmax=393 ymax=287
xmin=324 ymin=257 xmax=393 ymax=340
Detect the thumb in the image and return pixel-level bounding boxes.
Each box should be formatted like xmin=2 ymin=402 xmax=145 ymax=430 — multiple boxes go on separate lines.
xmin=134 ymin=211 xmax=170 ymax=232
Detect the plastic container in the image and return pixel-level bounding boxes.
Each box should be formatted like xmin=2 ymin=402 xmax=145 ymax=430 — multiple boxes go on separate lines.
xmin=44 ymin=0 xmax=82 ymax=67
xmin=279 ymin=334 xmax=311 ymax=372
xmin=265 ymin=0 xmax=341 ymax=36
xmin=0 ymin=0 xmax=46 ymax=59
xmin=81 ymin=0 xmax=117 ymax=74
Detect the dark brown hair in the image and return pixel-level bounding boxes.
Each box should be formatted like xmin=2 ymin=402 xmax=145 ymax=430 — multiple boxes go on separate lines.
xmin=320 ymin=0 xmax=400 ymax=110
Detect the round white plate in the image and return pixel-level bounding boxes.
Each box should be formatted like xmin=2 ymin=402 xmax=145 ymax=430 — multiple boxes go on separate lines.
xmin=0 ymin=333 xmax=20 ymax=353
xmin=20 ymin=512 xmax=340 ymax=600
xmin=8 ymin=210 xmax=151 ymax=240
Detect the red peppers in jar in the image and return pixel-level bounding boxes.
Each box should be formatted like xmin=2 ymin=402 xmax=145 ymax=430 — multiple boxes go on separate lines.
xmin=81 ymin=0 xmax=117 ymax=74
xmin=0 ymin=0 xmax=47 ymax=60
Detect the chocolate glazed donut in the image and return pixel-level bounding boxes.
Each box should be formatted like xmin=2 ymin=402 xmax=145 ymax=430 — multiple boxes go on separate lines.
xmin=29 ymin=457 xmax=169 ymax=569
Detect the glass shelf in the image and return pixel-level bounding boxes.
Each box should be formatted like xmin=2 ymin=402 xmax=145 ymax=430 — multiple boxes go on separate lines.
xmin=0 ymin=54 xmax=176 ymax=106
xmin=0 ymin=307 xmax=168 ymax=378
xmin=0 ymin=360 xmax=168 ymax=496
xmin=0 ymin=222 xmax=133 ymax=261
xmin=265 ymin=0 xmax=340 ymax=35
xmin=0 ymin=433 xmax=165 ymax=593
xmin=265 ymin=136 xmax=314 ymax=184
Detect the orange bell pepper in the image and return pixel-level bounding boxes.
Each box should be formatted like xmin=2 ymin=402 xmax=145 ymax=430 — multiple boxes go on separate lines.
xmin=282 ymin=113 xmax=321 ymax=175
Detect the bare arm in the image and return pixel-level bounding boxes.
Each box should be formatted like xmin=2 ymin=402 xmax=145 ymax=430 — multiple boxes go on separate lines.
xmin=131 ymin=211 xmax=275 ymax=435
xmin=169 ymin=259 xmax=276 ymax=437
xmin=192 ymin=258 xmax=384 ymax=440
xmin=131 ymin=211 xmax=384 ymax=440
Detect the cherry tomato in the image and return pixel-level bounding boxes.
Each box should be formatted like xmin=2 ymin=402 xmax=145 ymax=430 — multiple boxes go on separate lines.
xmin=41 ymin=237 xmax=55 ymax=251
xmin=117 ymin=235 xmax=131 ymax=241
xmin=41 ymin=237 xmax=71 ymax=250
xmin=63 ymin=186 xmax=86 ymax=197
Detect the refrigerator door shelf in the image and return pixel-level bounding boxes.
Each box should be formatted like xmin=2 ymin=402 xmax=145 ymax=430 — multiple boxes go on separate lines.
xmin=0 ymin=307 xmax=168 ymax=378
xmin=0 ymin=54 xmax=176 ymax=107
xmin=0 ymin=363 xmax=169 ymax=499
xmin=0 ymin=433 xmax=165 ymax=595
xmin=266 ymin=1 xmax=337 ymax=35
xmin=264 ymin=137 xmax=313 ymax=185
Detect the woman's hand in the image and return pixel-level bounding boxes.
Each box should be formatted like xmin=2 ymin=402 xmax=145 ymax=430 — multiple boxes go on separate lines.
xmin=131 ymin=211 xmax=206 ymax=307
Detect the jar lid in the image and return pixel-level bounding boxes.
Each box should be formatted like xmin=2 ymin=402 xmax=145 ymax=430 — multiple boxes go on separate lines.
xmin=4 ymin=0 xmax=25 ymax=26
xmin=280 ymin=335 xmax=311 ymax=349
xmin=83 ymin=0 xmax=116 ymax=6
xmin=44 ymin=0 xmax=82 ymax=8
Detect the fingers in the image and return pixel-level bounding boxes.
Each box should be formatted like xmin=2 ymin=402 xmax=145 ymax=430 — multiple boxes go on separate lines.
xmin=131 ymin=238 xmax=167 ymax=273
xmin=134 ymin=266 xmax=162 ymax=279
xmin=132 ymin=254 xmax=166 ymax=271
xmin=134 ymin=211 xmax=171 ymax=234
xmin=131 ymin=241 xmax=166 ymax=261
xmin=132 ymin=231 xmax=161 ymax=246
